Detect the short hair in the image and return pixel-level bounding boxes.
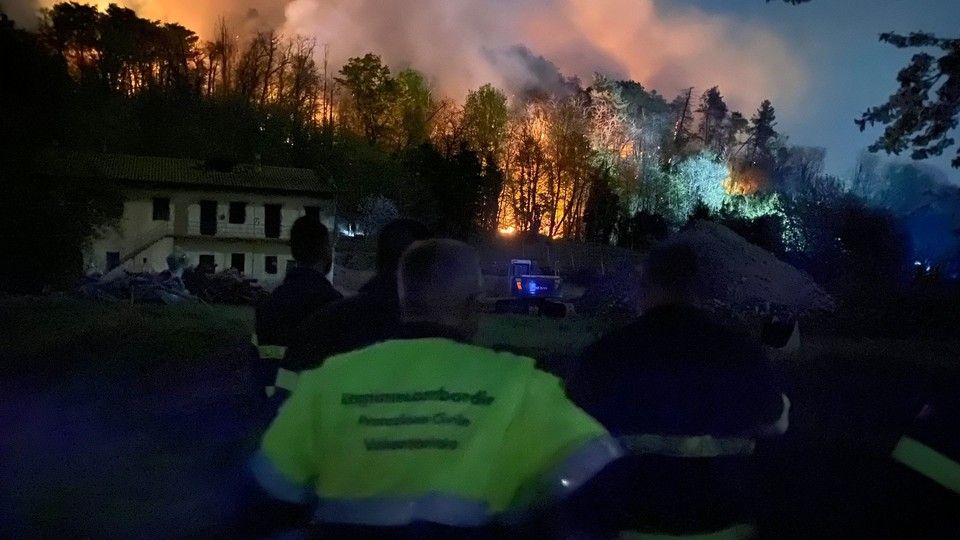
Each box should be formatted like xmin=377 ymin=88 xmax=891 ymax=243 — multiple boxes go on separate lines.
xmin=398 ymin=239 xmax=482 ymax=320
xmin=376 ymin=219 xmax=430 ymax=274
xmin=643 ymin=241 xmax=699 ymax=292
xmin=290 ymin=216 xmax=332 ymax=271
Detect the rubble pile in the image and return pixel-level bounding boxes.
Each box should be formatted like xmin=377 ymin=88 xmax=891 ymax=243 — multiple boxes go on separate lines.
xmin=79 ymin=268 xmax=194 ymax=304
xmin=191 ymin=268 xmax=268 ymax=305
xmin=79 ymin=267 xmax=267 ymax=305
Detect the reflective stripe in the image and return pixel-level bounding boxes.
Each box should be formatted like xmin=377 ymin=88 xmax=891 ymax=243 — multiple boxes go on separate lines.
xmin=543 ymin=435 xmax=624 ymax=498
xmin=249 ymin=451 xmax=314 ymax=504
xmin=619 ymin=434 xmax=756 ymax=458
xmin=275 ymin=367 xmax=300 ymax=391
xmin=251 ymin=333 xmax=288 ymax=360
xmin=892 ymin=436 xmax=960 ymax=495
xmin=258 ymin=344 xmax=288 ymax=360
xmin=499 ymin=435 xmax=623 ymax=525
xmin=315 ymin=437 xmax=622 ymax=528
xmin=620 ymin=523 xmax=756 ymax=540
xmin=314 ymin=493 xmax=490 ymax=527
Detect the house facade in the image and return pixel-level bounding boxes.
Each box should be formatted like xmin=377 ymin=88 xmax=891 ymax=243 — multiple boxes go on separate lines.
xmin=67 ymin=153 xmax=334 ymax=287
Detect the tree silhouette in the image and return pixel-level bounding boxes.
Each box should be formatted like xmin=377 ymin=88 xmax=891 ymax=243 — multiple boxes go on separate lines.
xmin=336 ymin=53 xmax=398 ymax=145
xmin=747 ymin=100 xmax=780 ymax=170
xmin=857 ymin=33 xmax=960 ymax=168
xmin=777 ymin=0 xmax=959 ymax=169
xmin=696 ymin=86 xmax=729 ymax=155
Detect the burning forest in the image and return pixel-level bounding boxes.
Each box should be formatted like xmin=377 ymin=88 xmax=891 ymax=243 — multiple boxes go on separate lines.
xmin=3 ymin=1 xmax=960 ymax=538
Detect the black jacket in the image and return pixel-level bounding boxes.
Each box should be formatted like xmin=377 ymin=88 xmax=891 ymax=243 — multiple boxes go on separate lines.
xmin=284 ymin=273 xmax=403 ymax=370
xmin=567 ymin=303 xmax=784 ymax=535
xmin=255 ymin=266 xmax=342 ymax=347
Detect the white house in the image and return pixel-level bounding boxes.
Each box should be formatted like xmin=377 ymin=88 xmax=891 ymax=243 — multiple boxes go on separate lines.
xmin=60 ymin=153 xmax=335 ymax=288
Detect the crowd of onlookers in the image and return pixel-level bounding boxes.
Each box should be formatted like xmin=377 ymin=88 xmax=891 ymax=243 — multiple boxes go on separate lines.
xmin=240 ymin=215 xmax=959 ymax=539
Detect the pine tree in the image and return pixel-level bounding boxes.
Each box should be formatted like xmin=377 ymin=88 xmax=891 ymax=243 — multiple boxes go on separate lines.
xmin=747 ymin=99 xmax=780 ymax=170
xmin=696 ymin=86 xmax=729 ymax=155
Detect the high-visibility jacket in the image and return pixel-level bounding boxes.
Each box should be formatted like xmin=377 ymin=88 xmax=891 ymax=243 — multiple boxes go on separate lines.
xmin=891 ymin=403 xmax=960 ymax=496
xmin=880 ymin=401 xmax=960 ymax=537
xmin=251 ymin=334 xmax=299 ymax=397
xmin=252 ymin=337 xmax=620 ymax=528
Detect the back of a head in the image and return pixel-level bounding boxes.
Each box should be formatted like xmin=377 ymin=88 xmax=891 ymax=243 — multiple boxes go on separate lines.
xmin=398 ymin=239 xmax=482 ymax=326
xmin=642 ymin=241 xmax=699 ymax=300
xmin=290 ymin=216 xmax=332 ymax=272
xmin=166 ymin=248 xmax=189 ymax=273
xmin=377 ymin=219 xmax=431 ymax=275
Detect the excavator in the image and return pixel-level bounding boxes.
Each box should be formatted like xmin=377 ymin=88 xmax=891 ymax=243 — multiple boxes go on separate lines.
xmin=491 ymin=259 xmax=569 ymax=317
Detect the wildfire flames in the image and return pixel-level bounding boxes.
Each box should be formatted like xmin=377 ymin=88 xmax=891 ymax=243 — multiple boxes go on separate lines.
xmin=724 ymin=165 xmax=765 ymax=196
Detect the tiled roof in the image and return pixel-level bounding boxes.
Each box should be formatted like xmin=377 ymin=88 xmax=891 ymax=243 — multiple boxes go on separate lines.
xmin=40 ymin=151 xmax=332 ymax=195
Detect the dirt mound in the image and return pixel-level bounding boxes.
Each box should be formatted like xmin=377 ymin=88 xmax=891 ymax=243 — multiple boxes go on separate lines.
xmin=579 ymin=221 xmax=834 ymax=315
xmin=675 ymin=221 xmax=834 ymax=313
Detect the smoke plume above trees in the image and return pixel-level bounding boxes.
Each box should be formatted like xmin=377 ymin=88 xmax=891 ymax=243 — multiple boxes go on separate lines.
xmin=9 ymin=0 xmax=806 ymax=109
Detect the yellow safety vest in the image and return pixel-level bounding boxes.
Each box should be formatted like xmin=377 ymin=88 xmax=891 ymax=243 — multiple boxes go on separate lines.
xmin=253 ymin=337 xmax=621 ymax=526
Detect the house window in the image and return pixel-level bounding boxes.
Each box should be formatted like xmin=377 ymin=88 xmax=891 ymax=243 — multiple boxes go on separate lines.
xmin=304 ymin=205 xmax=320 ymax=221
xmin=229 ymin=202 xmax=247 ymax=224
xmin=198 ymin=254 xmax=215 ymax=272
xmin=106 ymin=251 xmax=120 ymax=271
xmin=231 ymin=253 xmax=246 ymax=273
xmin=200 ymin=200 xmax=217 ymax=235
xmin=153 ymin=198 xmax=170 ymax=221
xmin=264 ymin=204 xmax=282 ymax=238
xmin=265 ymin=256 xmax=278 ymax=275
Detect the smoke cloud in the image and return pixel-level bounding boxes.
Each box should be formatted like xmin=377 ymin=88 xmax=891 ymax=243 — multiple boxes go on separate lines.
xmin=280 ymin=0 xmax=807 ymax=110
xmin=12 ymin=1 xmax=289 ymax=33
xmin=11 ymin=0 xmax=807 ymax=112
xmin=1 ymin=0 xmax=41 ymax=26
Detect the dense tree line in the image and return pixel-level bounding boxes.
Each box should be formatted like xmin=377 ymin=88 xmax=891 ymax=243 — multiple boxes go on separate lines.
xmin=0 ymin=2 xmax=937 ymax=295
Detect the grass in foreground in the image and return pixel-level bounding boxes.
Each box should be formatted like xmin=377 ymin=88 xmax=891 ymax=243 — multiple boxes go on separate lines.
xmin=0 ymin=295 xmax=253 ymax=381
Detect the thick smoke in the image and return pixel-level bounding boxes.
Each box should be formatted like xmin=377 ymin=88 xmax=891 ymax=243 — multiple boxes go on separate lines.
xmin=11 ymin=0 xmax=807 ymax=111
xmin=13 ymin=1 xmax=289 ymax=33
xmin=1 ymin=0 xmax=41 ymax=26
xmin=280 ymin=0 xmax=807 ymax=108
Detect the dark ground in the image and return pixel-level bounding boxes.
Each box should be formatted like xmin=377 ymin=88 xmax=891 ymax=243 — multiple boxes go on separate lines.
xmin=1 ymin=297 xmax=957 ymax=537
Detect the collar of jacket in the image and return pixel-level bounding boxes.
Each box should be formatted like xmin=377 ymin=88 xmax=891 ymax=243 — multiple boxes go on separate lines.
xmin=394 ymin=322 xmax=470 ymax=343
xmin=284 ymin=264 xmax=329 ymax=284
xmin=359 ymin=272 xmax=399 ymax=298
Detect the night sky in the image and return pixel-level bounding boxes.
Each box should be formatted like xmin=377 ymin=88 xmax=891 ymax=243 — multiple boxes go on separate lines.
xmin=682 ymin=0 xmax=960 ymax=182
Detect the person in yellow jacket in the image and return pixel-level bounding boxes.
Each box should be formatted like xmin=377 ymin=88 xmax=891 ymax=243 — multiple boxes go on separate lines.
xmin=249 ymin=239 xmax=621 ymax=537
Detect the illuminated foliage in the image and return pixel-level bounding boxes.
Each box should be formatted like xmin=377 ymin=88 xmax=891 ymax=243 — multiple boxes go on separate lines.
xmin=673 ymin=152 xmax=730 ymax=212
xmin=463 ymin=83 xmax=509 ymax=158
xmin=336 ymin=53 xmax=398 ymax=145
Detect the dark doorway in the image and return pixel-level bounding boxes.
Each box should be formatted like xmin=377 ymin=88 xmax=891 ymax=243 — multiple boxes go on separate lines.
xmin=231 ymin=253 xmax=245 ymax=273
xmin=265 ymin=204 xmax=282 ymax=238
xmin=200 ymin=200 xmax=217 ymax=236
xmin=106 ymin=252 xmax=120 ymax=271
xmin=304 ymin=205 xmax=320 ymax=221
xmin=265 ymin=255 xmax=278 ymax=275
